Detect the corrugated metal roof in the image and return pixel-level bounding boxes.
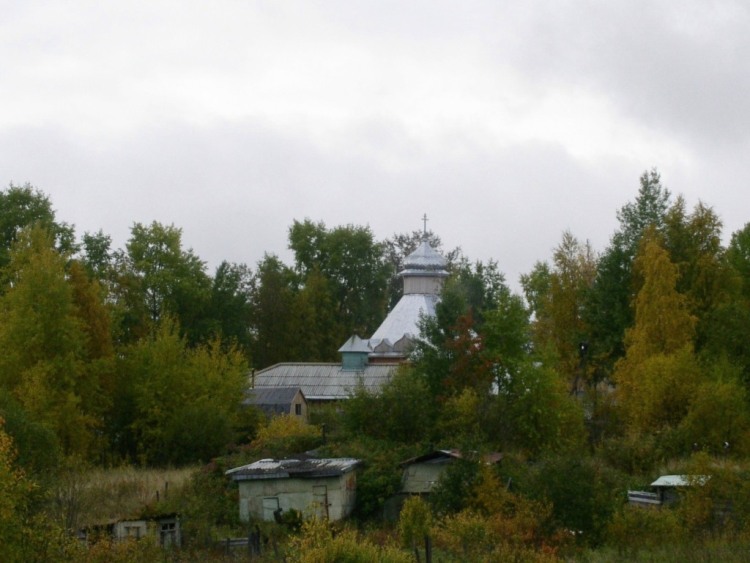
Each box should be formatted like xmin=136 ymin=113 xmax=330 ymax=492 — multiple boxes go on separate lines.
xmin=226 ymin=457 xmax=360 ymax=481
xmin=252 ymin=363 xmax=398 ymax=400
xmin=370 ymin=293 xmax=438 ymax=344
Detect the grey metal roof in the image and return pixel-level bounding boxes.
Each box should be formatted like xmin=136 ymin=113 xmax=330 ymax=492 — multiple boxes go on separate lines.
xmin=401 ymin=239 xmax=447 ymax=272
xmin=338 ymin=335 xmax=371 ymax=353
xmin=252 ymin=363 xmax=398 ymax=400
xmin=243 ymin=387 xmax=303 ymax=413
xmin=226 ymin=457 xmax=360 ymax=481
xmin=650 ymin=475 xmax=710 ymax=488
xmin=370 ymin=293 xmax=438 ymax=345
xmin=400 ymin=449 xmax=503 ymax=467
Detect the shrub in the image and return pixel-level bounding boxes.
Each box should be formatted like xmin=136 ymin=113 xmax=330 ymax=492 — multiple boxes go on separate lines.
xmin=607 ymin=505 xmax=684 ymax=554
xmin=399 ymin=495 xmax=432 ymax=549
xmin=290 ymin=518 xmax=411 ymax=563
xmin=248 ymin=416 xmax=322 ymax=458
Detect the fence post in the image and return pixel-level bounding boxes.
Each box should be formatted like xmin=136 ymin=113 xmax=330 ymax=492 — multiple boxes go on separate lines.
xmin=425 ymin=535 xmax=432 ymax=563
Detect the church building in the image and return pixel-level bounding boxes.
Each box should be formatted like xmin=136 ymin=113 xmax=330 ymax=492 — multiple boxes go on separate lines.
xmin=251 ymin=227 xmax=449 ymax=403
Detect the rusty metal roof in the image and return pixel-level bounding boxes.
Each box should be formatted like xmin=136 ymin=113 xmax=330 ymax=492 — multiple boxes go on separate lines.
xmin=252 ymin=363 xmax=398 ymax=400
xmin=226 ymin=457 xmax=360 ymax=481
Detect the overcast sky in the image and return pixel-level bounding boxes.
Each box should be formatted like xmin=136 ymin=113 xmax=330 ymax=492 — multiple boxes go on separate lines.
xmin=2 ymin=1 xmax=749 ymax=291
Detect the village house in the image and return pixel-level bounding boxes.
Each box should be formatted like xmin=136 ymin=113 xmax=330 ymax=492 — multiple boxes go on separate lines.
xmin=226 ymin=456 xmax=360 ymax=522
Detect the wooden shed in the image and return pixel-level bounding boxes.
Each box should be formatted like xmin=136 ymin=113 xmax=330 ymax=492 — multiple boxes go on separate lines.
xmin=226 ymin=456 xmax=360 ymax=522
xmin=400 ymin=449 xmax=503 ymax=494
xmin=244 ymin=386 xmax=308 ymax=422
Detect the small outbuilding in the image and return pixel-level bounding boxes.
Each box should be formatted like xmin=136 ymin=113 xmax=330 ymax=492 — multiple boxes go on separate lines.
xmin=244 ymin=386 xmax=308 ymax=422
xmin=628 ymin=475 xmax=710 ymax=508
xmin=81 ymin=513 xmax=181 ymax=548
xmin=382 ymin=449 xmax=502 ymax=521
xmin=400 ymin=449 xmax=503 ymax=494
xmin=226 ymin=456 xmax=360 ymax=522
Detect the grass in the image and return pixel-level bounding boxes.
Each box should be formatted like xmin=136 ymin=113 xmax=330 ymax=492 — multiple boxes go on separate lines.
xmin=53 ymin=465 xmax=198 ymax=529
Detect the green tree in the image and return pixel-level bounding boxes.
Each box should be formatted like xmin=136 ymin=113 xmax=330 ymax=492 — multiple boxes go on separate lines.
xmin=613 ymin=232 xmax=699 ymax=435
xmin=494 ymin=360 xmax=585 ymax=455
xmin=116 ymin=319 xmax=247 ymax=464
xmin=663 ymin=198 xmax=736 ymax=353
xmin=0 ymin=227 xmax=99 ymax=456
xmin=116 ymin=221 xmax=211 ymax=345
xmin=708 ymin=222 xmax=750 ymax=385
xmin=79 ymin=229 xmax=114 ymax=282
xmin=289 ymin=219 xmax=392 ymax=338
xmin=523 ymin=231 xmax=596 ymax=391
xmin=293 ymin=266 xmax=344 ymax=361
xmin=677 ymin=359 xmax=750 ymax=456
xmin=413 ymin=265 xmax=518 ymax=401
xmin=727 ymin=222 xmax=750 ymax=301
xmin=0 ymin=183 xmax=75 ymax=272
xmin=482 ymin=284 xmax=531 ymax=383
xmin=584 ymin=170 xmax=672 ymax=377
xmin=249 ymin=254 xmax=299 ymax=368
xmin=206 ymin=261 xmax=254 ymax=358
xmin=527 ymin=453 xmax=624 ymax=546
xmin=343 ymin=365 xmax=435 ymax=444
xmin=0 ymin=419 xmax=37 ymax=561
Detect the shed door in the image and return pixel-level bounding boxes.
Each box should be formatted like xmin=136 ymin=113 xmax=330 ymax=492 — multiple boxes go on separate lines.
xmin=313 ymin=485 xmax=329 ymax=519
xmin=262 ymin=497 xmax=280 ymax=521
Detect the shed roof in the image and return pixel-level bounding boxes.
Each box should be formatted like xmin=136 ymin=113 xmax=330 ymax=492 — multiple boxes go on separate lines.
xmin=226 ymin=457 xmax=360 ymax=481
xmin=400 ymin=449 xmax=503 ymax=467
xmin=243 ymin=387 xmax=304 ymax=413
xmin=650 ymin=475 xmax=710 ymax=488
xmin=252 ymin=362 xmax=398 ymax=401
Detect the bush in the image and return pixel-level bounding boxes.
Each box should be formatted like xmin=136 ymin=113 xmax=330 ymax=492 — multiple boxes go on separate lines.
xmin=607 ymin=505 xmax=684 ymax=554
xmin=399 ymin=496 xmax=432 ymax=549
xmin=290 ymin=518 xmax=411 ymax=563
xmin=248 ymin=415 xmax=322 ymax=458
xmin=525 ymin=453 xmax=627 ymax=546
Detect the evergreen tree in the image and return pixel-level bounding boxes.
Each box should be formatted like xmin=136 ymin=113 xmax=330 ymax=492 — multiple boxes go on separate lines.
xmin=584 ymin=169 xmax=672 ymax=378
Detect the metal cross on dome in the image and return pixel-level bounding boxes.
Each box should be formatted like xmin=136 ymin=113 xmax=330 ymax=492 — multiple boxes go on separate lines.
xmin=422 ymin=213 xmax=428 ymax=236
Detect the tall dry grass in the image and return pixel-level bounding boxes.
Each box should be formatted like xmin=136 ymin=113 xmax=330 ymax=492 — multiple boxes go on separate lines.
xmin=52 ymin=465 xmax=197 ymax=529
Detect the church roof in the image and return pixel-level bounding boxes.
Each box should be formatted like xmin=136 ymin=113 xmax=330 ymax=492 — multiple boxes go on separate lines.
xmin=400 ymin=239 xmax=447 ymax=274
xmin=369 ymin=293 xmax=438 ymax=345
xmin=252 ymin=362 xmax=398 ymax=401
xmin=337 ymin=334 xmax=371 ymax=353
